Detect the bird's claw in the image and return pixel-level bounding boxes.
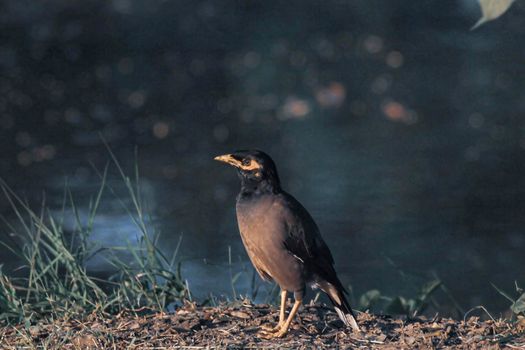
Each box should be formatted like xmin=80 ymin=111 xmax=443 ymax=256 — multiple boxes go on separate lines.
xmin=258 ymin=324 xmax=289 ymax=339
xmin=258 ymin=328 xmax=288 ymax=339
xmin=271 ymin=329 xmax=288 ymax=338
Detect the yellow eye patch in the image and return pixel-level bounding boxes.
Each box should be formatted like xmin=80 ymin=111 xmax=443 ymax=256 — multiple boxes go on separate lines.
xmin=239 ymin=159 xmax=261 ymax=171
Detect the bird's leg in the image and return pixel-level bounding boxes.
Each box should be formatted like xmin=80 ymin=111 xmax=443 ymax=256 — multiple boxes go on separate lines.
xmin=277 ymin=289 xmax=288 ymax=325
xmin=261 ymin=295 xmax=302 ymax=339
xmin=261 ymin=290 xmax=287 ymax=332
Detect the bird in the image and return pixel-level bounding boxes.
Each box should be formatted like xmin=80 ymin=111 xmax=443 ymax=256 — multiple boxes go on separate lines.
xmin=214 ymin=150 xmax=360 ymax=338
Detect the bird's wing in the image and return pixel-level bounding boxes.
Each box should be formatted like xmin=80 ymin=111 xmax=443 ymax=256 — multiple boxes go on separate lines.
xmin=276 ymin=193 xmax=340 ymax=281
xmin=276 ymin=193 xmax=355 ymax=324
xmin=249 ymin=254 xmax=274 ymax=281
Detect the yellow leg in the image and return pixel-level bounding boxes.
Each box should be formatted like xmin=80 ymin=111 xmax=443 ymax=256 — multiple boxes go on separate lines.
xmin=262 ymin=297 xmax=302 ymax=339
xmin=261 ymin=290 xmax=287 ymax=332
xmin=278 ymin=289 xmax=287 ymax=325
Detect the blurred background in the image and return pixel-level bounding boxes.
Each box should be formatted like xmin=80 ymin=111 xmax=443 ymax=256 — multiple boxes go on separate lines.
xmin=0 ymin=0 xmax=524 ymax=315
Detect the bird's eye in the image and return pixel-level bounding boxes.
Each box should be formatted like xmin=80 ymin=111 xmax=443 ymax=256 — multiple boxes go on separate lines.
xmin=242 ymin=158 xmax=251 ymax=166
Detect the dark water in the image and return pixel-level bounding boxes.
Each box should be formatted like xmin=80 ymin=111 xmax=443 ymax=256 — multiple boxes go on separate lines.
xmin=1 ymin=0 xmax=525 ymax=315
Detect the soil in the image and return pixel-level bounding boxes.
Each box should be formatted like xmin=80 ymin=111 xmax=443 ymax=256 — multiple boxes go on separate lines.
xmin=1 ymin=301 xmax=524 ymax=349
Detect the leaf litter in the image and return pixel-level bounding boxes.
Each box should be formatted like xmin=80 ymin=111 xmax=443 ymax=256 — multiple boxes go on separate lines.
xmin=1 ymin=300 xmax=524 ymax=349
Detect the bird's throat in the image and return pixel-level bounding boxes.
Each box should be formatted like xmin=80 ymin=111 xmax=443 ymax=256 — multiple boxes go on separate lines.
xmin=239 ymin=177 xmax=280 ymax=197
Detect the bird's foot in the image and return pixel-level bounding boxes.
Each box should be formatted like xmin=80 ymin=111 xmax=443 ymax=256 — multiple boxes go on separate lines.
xmin=258 ymin=324 xmax=290 ymax=339
xmin=258 ymin=327 xmax=289 ymax=339
xmin=269 ymin=327 xmax=289 ymax=338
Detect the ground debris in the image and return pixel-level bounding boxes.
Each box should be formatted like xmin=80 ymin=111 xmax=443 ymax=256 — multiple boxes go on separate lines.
xmin=1 ymin=304 xmax=524 ymax=349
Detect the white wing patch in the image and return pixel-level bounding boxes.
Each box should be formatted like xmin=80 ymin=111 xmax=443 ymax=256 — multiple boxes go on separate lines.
xmin=292 ymin=254 xmax=304 ymax=263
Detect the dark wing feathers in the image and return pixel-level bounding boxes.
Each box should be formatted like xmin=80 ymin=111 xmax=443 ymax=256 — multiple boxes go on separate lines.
xmin=278 ymin=193 xmax=345 ymax=289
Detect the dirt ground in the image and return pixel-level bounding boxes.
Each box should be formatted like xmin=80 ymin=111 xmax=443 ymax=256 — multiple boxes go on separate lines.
xmin=1 ymin=301 xmax=524 ymax=349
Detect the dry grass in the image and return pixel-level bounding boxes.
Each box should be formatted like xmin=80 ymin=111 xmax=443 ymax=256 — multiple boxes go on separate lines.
xmin=1 ymin=300 xmax=524 ymax=349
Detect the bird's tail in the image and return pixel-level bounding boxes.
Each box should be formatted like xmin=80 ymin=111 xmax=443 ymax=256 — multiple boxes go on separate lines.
xmin=320 ymin=281 xmax=360 ymax=332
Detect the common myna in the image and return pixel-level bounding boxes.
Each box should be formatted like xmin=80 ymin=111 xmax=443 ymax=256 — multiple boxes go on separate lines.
xmin=215 ymin=150 xmax=360 ymax=338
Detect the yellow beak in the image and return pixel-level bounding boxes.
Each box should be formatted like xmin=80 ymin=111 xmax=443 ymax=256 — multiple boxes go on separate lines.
xmin=214 ymin=154 xmax=242 ymax=168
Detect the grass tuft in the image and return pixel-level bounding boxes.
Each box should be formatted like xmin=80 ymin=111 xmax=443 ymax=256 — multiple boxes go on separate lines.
xmin=0 ymin=156 xmax=188 ymax=324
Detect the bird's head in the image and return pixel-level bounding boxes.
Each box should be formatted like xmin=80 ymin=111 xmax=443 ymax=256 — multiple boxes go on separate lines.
xmin=214 ymin=150 xmax=281 ymax=193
